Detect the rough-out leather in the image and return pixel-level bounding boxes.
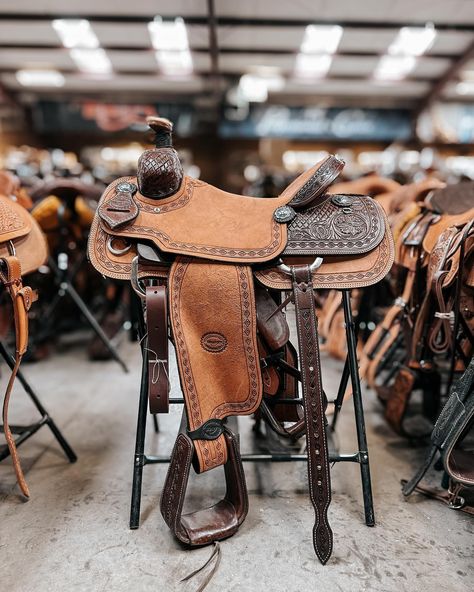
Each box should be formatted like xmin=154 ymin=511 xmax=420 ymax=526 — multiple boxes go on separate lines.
xmin=87 ymin=126 xmax=394 ymax=564
xmin=169 ymin=257 xmax=262 ymax=473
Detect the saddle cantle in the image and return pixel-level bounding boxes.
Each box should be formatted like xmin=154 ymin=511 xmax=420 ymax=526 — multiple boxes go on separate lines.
xmin=87 ymin=117 xmax=393 ymax=564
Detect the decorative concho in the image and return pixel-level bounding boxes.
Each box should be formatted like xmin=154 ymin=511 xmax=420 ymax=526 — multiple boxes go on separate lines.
xmin=274 ymin=205 xmax=297 ymax=224
xmin=116 ymin=181 xmax=137 ymax=194
xmin=331 ymin=195 xmax=352 ymax=207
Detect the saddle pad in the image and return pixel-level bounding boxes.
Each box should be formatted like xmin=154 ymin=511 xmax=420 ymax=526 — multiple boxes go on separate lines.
xmin=256 ymin=217 xmax=394 ymax=291
xmin=0 ymin=196 xmax=48 ymax=274
xmin=169 ymin=258 xmax=262 ymax=473
xmin=97 ymin=175 xmax=296 ymax=264
xmin=284 ymin=194 xmax=385 ymax=256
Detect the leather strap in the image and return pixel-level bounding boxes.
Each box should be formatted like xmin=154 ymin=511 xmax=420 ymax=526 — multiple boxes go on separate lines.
xmin=145 ymin=285 xmax=169 ymax=414
xmin=291 ymin=264 xmax=332 ymax=564
xmin=0 ymin=255 xmax=36 ymax=498
xmin=160 ymin=423 xmax=248 ymax=546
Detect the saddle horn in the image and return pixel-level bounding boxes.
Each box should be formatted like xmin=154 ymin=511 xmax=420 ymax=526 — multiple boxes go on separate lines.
xmin=137 ymin=116 xmax=184 ymax=200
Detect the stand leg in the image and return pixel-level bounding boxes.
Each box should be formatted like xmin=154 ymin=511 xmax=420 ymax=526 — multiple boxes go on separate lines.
xmin=64 ymin=282 xmax=129 ymax=373
xmin=341 ymin=290 xmax=375 ymax=527
xmin=129 ymin=332 xmax=149 ymax=529
xmin=0 ymin=342 xmax=77 ymax=463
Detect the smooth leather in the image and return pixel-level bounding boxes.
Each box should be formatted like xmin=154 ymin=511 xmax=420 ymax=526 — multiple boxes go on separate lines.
xmin=1 ymin=191 xmax=46 ymax=498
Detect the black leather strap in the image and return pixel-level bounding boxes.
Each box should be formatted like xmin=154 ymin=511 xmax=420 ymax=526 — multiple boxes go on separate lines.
xmin=291 ymin=264 xmax=333 ymax=564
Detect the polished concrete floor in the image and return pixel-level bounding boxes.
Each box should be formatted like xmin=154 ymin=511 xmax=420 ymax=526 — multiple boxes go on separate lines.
xmin=1 ymin=333 xmax=472 ymax=592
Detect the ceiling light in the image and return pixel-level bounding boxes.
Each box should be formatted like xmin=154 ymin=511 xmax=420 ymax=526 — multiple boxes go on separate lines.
xmin=456 ymin=81 xmax=474 ymax=95
xmin=16 ymin=69 xmax=65 ymax=87
xmin=155 ymin=50 xmax=193 ymax=75
xmin=52 ymin=19 xmax=99 ymax=48
xmin=70 ymin=48 xmax=113 ymax=75
xmin=388 ymin=25 xmax=436 ymax=57
xmin=148 ymin=17 xmax=189 ymax=51
xmin=374 ymin=55 xmax=416 ymax=81
xmin=295 ymin=53 xmax=332 ymax=78
xmin=238 ymin=74 xmax=269 ymax=102
xmin=301 ymin=25 xmax=343 ymax=55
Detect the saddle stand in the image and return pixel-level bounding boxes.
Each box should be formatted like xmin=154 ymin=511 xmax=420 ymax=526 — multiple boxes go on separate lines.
xmin=87 ymin=117 xmax=394 ymax=563
xmin=31 ymin=185 xmax=128 ymax=372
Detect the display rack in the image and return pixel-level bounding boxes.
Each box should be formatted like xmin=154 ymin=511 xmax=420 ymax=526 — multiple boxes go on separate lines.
xmin=127 ymin=289 xmax=375 ymax=531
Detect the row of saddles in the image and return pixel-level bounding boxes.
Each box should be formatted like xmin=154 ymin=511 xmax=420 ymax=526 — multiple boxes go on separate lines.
xmin=0 ymin=168 xmax=473 ymax=507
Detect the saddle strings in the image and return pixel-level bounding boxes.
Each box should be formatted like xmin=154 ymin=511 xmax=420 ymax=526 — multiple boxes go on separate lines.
xmin=180 ymin=542 xmax=221 ymax=592
xmin=139 ymin=332 xmax=169 ymax=385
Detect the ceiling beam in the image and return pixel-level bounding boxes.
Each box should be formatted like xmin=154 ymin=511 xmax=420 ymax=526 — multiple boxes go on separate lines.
xmin=0 ymin=43 xmax=458 ymax=61
xmin=414 ymin=38 xmax=474 ymax=116
xmin=0 ymin=67 xmax=436 ymax=84
xmin=207 ymin=0 xmax=220 ymax=100
xmin=0 ymin=14 xmax=473 ymax=32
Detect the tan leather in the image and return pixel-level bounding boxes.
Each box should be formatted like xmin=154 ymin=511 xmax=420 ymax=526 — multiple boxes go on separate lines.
xmin=0 ymin=195 xmax=48 ymax=274
xmin=329 ymin=174 xmax=400 ymax=198
xmin=169 ymin=258 xmax=262 ymax=473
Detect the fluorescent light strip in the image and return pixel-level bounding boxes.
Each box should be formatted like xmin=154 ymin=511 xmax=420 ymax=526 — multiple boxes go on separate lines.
xmin=70 ymin=48 xmax=113 ymax=75
xmin=301 ymin=25 xmax=343 ymax=55
xmin=16 ymin=69 xmax=65 ymax=87
xmin=155 ymin=50 xmax=193 ymax=75
xmin=52 ymin=19 xmax=99 ymax=49
xmin=388 ymin=25 xmax=437 ymax=57
xmin=456 ymin=81 xmax=474 ymax=95
xmin=374 ymin=55 xmax=416 ymax=81
xmin=148 ymin=16 xmax=189 ymax=51
xmin=295 ymin=53 xmax=332 ymax=79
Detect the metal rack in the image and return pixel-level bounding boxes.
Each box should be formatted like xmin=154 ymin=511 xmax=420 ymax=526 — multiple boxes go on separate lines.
xmin=129 ymin=289 xmax=375 ymax=531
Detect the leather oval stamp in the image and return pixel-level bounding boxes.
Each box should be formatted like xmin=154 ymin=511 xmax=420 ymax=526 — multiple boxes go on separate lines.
xmin=201 ymin=332 xmax=228 ymax=353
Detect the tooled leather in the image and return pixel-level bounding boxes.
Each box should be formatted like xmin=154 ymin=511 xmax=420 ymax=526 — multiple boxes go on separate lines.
xmin=256 ymin=226 xmax=393 ymax=291
xmin=284 ymin=194 xmax=385 ymax=256
xmin=137 ymin=147 xmax=183 ymax=199
xmin=169 ymin=258 xmax=261 ymax=473
xmin=288 ymin=155 xmax=343 ymax=209
xmin=292 ymin=265 xmax=333 ymax=564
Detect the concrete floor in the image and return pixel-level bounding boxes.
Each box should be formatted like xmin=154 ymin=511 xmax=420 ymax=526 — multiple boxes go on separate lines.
xmin=1 ymin=331 xmax=473 ymax=592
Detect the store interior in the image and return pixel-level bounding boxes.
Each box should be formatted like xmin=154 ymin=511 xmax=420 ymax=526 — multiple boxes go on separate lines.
xmin=0 ymin=2 xmax=473 ymax=592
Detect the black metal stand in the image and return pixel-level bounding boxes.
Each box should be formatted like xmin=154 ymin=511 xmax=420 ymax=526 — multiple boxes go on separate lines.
xmin=129 ymin=289 xmax=375 ymax=530
xmin=34 ymin=199 xmax=128 ymax=372
xmin=0 ymin=341 xmax=77 ymax=469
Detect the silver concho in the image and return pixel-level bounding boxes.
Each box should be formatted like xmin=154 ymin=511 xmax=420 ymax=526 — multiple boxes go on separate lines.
xmin=116 ymin=181 xmax=137 ymax=194
xmin=331 ymin=195 xmax=352 ymax=207
xmin=274 ymin=205 xmax=296 ymax=224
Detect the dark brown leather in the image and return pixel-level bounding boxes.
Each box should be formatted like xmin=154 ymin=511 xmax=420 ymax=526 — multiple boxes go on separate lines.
xmin=292 ymin=264 xmax=332 ymax=564
xmin=288 ymin=155 xmax=344 ymax=209
xmin=160 ymin=427 xmax=248 ymax=546
xmin=285 ymin=194 xmax=385 ymax=256
xmin=146 ymin=285 xmax=169 ymax=414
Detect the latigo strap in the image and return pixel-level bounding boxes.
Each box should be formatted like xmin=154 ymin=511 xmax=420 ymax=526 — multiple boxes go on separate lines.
xmin=145 ymin=285 xmax=169 ymax=414
xmin=291 ymin=264 xmax=333 ymax=564
xmin=0 ymin=255 xmax=36 ymax=498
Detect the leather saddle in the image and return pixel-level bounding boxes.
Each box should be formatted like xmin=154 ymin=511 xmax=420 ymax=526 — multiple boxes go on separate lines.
xmin=0 ymin=188 xmax=48 ymax=497
xmin=360 ymin=182 xmax=474 ymax=435
xmin=88 ymin=117 xmax=393 ymax=564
